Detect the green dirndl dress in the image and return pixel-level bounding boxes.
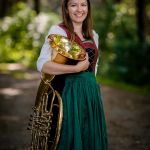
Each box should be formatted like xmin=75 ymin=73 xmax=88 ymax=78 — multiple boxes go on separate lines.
xmin=56 ymin=39 xmax=108 ymax=150
xmin=56 ymin=72 xmax=108 ymax=150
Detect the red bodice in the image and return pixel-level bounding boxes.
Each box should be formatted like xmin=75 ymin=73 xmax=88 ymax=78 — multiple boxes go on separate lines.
xmin=59 ymin=24 xmax=99 ymax=73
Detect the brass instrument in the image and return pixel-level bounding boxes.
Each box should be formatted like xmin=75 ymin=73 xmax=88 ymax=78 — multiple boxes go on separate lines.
xmin=28 ymin=34 xmax=86 ymax=150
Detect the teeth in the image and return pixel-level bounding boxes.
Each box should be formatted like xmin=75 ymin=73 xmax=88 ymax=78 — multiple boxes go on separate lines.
xmin=76 ymin=14 xmax=83 ymax=17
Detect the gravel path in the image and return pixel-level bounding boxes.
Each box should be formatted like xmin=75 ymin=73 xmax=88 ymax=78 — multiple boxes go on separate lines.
xmin=0 ymin=67 xmax=150 ymax=150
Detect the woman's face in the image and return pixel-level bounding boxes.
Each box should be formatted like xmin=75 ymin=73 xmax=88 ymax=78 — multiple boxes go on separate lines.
xmin=67 ymin=0 xmax=88 ymax=25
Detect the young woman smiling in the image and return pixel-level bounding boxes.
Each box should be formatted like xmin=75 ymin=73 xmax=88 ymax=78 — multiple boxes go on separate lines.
xmin=37 ymin=0 xmax=108 ymax=149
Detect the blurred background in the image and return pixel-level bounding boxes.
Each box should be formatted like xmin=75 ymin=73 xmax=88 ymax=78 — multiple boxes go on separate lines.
xmin=0 ymin=0 xmax=150 ymax=150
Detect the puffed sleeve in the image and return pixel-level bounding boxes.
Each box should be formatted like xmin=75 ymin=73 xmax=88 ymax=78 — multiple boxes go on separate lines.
xmin=93 ymin=30 xmax=99 ymax=49
xmin=36 ymin=25 xmax=67 ymax=72
xmin=93 ymin=30 xmax=99 ymax=75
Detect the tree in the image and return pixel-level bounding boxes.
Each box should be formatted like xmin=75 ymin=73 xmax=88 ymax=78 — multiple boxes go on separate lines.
xmin=0 ymin=0 xmax=41 ymax=17
xmin=33 ymin=0 xmax=40 ymax=14
xmin=136 ymin=0 xmax=146 ymax=44
xmin=0 ymin=0 xmax=28 ymax=18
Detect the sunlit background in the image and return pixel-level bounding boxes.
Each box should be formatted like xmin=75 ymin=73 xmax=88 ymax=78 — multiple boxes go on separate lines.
xmin=0 ymin=0 xmax=150 ymax=149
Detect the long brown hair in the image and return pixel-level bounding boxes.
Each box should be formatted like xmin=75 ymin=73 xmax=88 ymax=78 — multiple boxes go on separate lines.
xmin=61 ymin=0 xmax=93 ymax=40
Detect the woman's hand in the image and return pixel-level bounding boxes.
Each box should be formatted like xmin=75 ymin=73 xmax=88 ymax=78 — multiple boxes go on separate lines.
xmin=75 ymin=53 xmax=89 ymax=72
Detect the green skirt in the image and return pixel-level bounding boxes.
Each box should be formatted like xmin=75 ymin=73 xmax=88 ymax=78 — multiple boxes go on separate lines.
xmin=57 ymin=72 xmax=108 ymax=150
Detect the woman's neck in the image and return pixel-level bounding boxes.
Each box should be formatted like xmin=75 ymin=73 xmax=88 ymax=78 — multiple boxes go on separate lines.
xmin=72 ymin=22 xmax=85 ymax=41
xmin=73 ymin=22 xmax=82 ymax=34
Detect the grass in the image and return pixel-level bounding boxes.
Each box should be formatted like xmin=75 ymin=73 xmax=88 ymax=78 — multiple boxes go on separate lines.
xmin=96 ymin=76 xmax=150 ymax=96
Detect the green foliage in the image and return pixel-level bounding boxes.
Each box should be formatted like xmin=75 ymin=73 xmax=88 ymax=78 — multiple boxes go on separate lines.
xmin=110 ymin=42 xmax=150 ymax=85
xmin=0 ymin=1 xmax=150 ymax=88
xmin=93 ymin=0 xmax=150 ymax=87
xmin=96 ymin=75 xmax=150 ymax=96
xmin=92 ymin=0 xmax=116 ymax=50
xmin=0 ymin=2 xmax=59 ymax=68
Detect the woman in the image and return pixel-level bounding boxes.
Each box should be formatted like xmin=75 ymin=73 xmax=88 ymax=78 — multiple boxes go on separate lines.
xmin=37 ymin=0 xmax=108 ymax=149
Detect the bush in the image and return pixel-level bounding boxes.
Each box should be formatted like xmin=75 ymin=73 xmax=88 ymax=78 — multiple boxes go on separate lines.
xmin=0 ymin=2 xmax=59 ymax=68
xmin=93 ymin=1 xmax=150 ymax=87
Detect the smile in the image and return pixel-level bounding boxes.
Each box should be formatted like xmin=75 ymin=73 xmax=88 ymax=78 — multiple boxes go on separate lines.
xmin=75 ymin=14 xmax=84 ymax=17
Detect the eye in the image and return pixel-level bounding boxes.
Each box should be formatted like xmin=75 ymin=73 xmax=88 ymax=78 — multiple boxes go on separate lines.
xmin=70 ymin=4 xmax=76 ymax=7
xmin=81 ymin=3 xmax=87 ymax=7
xmin=68 ymin=3 xmax=77 ymax=7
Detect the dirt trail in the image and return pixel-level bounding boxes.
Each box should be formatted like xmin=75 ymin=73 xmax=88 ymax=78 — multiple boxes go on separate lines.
xmin=0 ymin=66 xmax=150 ymax=150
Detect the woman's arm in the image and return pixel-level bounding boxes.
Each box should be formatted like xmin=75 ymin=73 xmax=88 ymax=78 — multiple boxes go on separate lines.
xmin=42 ymin=53 xmax=89 ymax=75
xmin=37 ymin=25 xmax=68 ymax=72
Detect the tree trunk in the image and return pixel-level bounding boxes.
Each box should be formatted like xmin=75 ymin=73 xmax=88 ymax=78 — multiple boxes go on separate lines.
xmin=34 ymin=0 xmax=40 ymax=14
xmin=0 ymin=0 xmax=8 ymax=18
xmin=0 ymin=0 xmax=28 ymax=18
xmin=136 ymin=0 xmax=146 ymax=43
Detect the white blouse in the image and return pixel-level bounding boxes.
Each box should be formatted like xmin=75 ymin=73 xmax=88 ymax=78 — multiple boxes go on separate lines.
xmin=37 ymin=25 xmax=99 ymax=74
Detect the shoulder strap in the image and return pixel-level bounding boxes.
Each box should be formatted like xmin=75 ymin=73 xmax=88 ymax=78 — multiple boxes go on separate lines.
xmin=58 ymin=23 xmax=71 ymax=39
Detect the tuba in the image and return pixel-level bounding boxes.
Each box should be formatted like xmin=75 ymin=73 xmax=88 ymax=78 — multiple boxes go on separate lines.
xmin=28 ymin=34 xmax=86 ymax=150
